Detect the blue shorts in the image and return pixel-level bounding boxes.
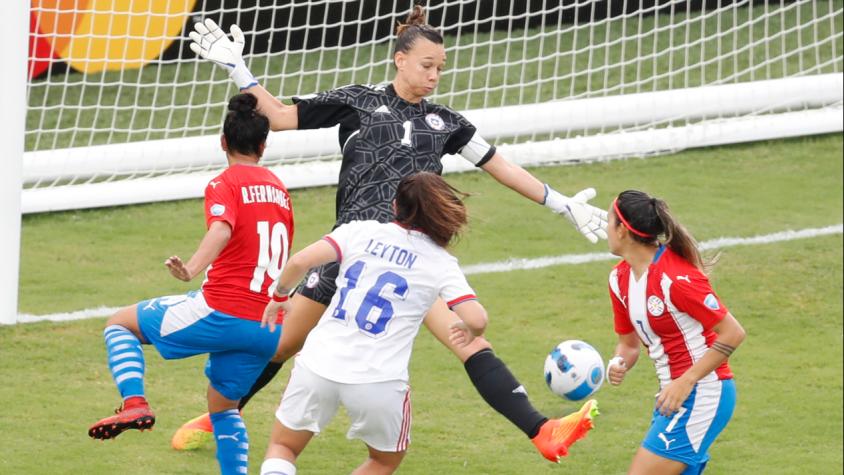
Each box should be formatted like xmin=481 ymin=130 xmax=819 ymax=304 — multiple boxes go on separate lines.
xmin=642 ymin=378 xmax=736 ymax=474
xmin=136 ymin=290 xmax=281 ymax=401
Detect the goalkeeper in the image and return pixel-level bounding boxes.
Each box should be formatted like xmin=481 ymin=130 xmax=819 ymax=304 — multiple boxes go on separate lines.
xmin=181 ymin=5 xmax=606 ymax=463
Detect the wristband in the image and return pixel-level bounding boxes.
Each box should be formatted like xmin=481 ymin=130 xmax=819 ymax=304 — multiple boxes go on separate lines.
xmin=271 ymin=293 xmax=289 ymax=303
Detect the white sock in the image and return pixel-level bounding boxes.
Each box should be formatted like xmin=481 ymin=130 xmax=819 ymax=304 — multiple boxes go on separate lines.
xmin=261 ymin=458 xmax=296 ymax=475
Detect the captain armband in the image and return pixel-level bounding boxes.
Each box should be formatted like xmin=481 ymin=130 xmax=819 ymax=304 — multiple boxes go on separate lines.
xmin=458 ymin=132 xmax=496 ymax=167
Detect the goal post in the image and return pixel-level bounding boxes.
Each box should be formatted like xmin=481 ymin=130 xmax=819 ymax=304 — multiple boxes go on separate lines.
xmin=1 ymin=0 xmax=28 ymax=325
xmin=20 ymin=1 xmax=844 ymax=211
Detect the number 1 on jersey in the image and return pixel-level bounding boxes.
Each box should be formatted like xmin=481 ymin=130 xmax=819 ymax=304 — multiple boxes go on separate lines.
xmin=400 ymin=120 xmax=412 ymax=146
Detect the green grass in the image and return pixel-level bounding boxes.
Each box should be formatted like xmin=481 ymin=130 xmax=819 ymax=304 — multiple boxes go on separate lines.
xmin=25 ymin=1 xmax=843 ymax=151
xmin=2 ymin=134 xmax=842 ymax=474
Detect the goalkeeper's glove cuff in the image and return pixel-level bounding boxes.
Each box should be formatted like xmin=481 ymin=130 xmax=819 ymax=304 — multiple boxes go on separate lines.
xmin=541 ymin=184 xmax=569 ymax=215
xmin=230 ymin=63 xmax=258 ymax=90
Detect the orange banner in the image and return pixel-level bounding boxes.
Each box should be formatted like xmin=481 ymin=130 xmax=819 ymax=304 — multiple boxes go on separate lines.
xmin=29 ymin=0 xmax=197 ymax=79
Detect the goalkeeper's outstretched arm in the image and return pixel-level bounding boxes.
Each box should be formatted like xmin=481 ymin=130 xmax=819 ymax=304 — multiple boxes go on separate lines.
xmin=189 ymin=19 xmax=298 ymax=131
xmin=480 ymin=152 xmax=608 ymax=243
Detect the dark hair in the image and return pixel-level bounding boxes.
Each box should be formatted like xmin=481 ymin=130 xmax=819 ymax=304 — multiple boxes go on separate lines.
xmin=613 ymin=190 xmax=716 ymax=272
xmin=223 ymin=93 xmax=270 ymax=157
xmin=393 ymin=5 xmax=443 ymax=58
xmin=394 ymin=172 xmax=467 ymax=247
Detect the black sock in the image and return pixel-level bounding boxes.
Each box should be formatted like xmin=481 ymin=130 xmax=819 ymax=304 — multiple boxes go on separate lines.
xmin=464 ymin=349 xmax=548 ymax=438
xmin=237 ymin=361 xmax=284 ymax=410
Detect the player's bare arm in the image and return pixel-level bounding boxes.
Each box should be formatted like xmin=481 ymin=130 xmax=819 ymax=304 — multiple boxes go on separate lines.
xmin=262 ymin=239 xmax=336 ymax=332
xmin=480 ymin=153 xmax=609 ymax=243
xmin=165 ymin=221 xmax=231 ymax=281
xmin=188 ymin=19 xmax=297 ymax=131
xmin=655 ymin=312 xmax=745 ymax=415
xmin=607 ymin=331 xmax=640 ymax=386
xmin=243 ymin=84 xmax=299 ymax=131
xmin=448 ymin=300 xmax=488 ymax=348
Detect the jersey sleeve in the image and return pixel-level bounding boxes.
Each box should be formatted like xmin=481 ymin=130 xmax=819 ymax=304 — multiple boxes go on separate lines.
xmin=438 ymin=258 xmax=477 ymax=309
xmin=204 ymin=177 xmax=238 ymax=230
xmin=669 ymin=270 xmax=729 ymax=330
xmin=609 ymin=271 xmax=635 ymax=335
xmin=293 ymin=85 xmax=362 ymax=130
xmin=323 ymin=221 xmax=363 ymax=263
xmin=443 ymin=112 xmax=496 ymax=167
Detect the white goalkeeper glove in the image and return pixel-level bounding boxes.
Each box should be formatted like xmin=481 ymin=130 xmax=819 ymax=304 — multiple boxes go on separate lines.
xmin=189 ymin=19 xmax=257 ymax=90
xmin=543 ymin=185 xmax=608 ymax=244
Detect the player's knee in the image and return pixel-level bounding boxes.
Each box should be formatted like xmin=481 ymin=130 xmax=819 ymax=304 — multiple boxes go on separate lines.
xmin=361 ymin=452 xmax=404 ymax=475
xmin=105 ymin=306 xmax=141 ymax=338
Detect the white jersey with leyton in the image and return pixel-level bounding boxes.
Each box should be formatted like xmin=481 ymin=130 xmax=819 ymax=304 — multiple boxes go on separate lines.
xmin=296 ymin=220 xmax=476 ymax=384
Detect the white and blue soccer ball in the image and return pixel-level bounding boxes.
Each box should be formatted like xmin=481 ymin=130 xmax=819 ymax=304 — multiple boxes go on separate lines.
xmin=544 ymin=340 xmax=605 ymax=401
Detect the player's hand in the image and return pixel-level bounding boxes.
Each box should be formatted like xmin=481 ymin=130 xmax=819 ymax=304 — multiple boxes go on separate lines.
xmin=165 ymin=255 xmax=192 ymax=282
xmin=188 ymin=19 xmax=257 ymax=89
xmin=543 ymin=185 xmax=608 ymax=243
xmin=606 ymin=356 xmax=628 ymax=386
xmin=655 ymin=375 xmax=694 ymax=416
xmin=260 ymin=300 xmax=288 ymax=333
xmin=448 ymin=320 xmax=475 ymax=348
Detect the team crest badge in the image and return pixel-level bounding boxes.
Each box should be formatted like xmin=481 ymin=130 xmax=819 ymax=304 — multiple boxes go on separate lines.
xmin=210 ymin=204 xmax=225 ymax=216
xmin=306 ymin=272 xmax=320 ymax=289
xmin=704 ymin=293 xmax=720 ymax=310
xmin=425 ymin=113 xmax=445 ymax=130
xmin=647 ymin=295 xmax=665 ymax=316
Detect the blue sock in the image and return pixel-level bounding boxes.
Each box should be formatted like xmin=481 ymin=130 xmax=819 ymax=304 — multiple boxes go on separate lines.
xmin=211 ymin=409 xmax=249 ymax=475
xmin=104 ymin=324 xmax=145 ymax=400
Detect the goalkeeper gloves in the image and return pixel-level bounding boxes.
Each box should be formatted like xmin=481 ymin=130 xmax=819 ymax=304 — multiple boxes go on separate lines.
xmin=543 ymin=185 xmax=608 ymax=244
xmin=189 ymin=19 xmax=257 ymax=90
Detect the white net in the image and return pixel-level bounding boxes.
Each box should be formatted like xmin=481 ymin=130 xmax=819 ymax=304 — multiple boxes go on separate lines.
xmin=24 ymin=0 xmax=844 ymax=212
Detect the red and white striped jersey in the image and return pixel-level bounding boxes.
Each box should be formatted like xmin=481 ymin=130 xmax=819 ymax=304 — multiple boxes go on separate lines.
xmin=201 ymin=164 xmax=294 ymax=323
xmin=608 ymin=246 xmax=732 ymax=388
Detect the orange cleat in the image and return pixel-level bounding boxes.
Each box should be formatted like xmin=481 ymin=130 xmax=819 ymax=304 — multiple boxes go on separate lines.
xmin=89 ymin=399 xmax=155 ymax=440
xmin=531 ymin=399 xmax=599 ymax=462
xmin=170 ymin=412 xmax=214 ymax=451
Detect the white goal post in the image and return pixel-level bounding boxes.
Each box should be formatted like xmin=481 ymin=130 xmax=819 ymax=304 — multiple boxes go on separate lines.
xmin=23 ymin=1 xmax=843 ymax=213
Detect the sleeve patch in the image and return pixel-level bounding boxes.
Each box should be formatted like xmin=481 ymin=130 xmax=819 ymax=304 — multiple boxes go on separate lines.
xmin=704 ymin=294 xmax=720 ymax=311
xmin=210 ymin=204 xmax=226 ymax=216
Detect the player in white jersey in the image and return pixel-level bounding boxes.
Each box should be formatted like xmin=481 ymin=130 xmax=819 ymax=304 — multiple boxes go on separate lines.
xmin=256 ymin=173 xmax=580 ymax=475
xmin=604 ymin=190 xmax=746 ymax=475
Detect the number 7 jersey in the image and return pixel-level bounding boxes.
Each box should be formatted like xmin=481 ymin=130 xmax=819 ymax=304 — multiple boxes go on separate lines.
xmin=201 ymin=164 xmax=294 ymax=322
xmin=296 ymin=220 xmax=477 ymax=384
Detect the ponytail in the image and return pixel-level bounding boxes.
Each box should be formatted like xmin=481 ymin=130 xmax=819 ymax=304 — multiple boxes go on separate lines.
xmin=614 ymin=190 xmax=716 ymax=272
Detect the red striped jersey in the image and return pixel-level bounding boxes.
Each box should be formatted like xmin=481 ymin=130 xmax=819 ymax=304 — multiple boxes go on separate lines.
xmin=297 ymin=220 xmax=476 ymax=384
xmin=608 ymin=246 xmax=732 ymax=388
xmin=201 ymin=164 xmax=294 ymax=322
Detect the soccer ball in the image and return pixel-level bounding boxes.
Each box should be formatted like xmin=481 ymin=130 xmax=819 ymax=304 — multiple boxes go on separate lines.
xmin=544 ymin=340 xmax=605 ymax=401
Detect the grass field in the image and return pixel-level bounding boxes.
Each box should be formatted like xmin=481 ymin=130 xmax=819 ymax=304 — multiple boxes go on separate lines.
xmin=2 ymin=134 xmax=841 ymax=474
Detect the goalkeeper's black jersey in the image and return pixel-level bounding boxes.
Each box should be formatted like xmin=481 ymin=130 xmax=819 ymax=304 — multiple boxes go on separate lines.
xmin=294 ymin=83 xmax=495 ymax=227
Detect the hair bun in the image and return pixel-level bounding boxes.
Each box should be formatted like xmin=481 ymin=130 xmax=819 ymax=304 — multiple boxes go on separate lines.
xmin=228 ymin=93 xmax=258 ymax=115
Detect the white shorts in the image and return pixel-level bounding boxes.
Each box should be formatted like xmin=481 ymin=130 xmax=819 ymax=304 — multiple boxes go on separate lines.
xmin=276 ymin=359 xmax=412 ymax=452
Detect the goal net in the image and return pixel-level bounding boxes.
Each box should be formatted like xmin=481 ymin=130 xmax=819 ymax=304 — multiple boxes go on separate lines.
xmin=24 ymin=0 xmax=843 ymax=213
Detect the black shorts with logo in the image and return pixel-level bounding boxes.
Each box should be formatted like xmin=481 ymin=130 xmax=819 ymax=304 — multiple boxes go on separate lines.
xmin=295 ymin=261 xmax=340 ymax=307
